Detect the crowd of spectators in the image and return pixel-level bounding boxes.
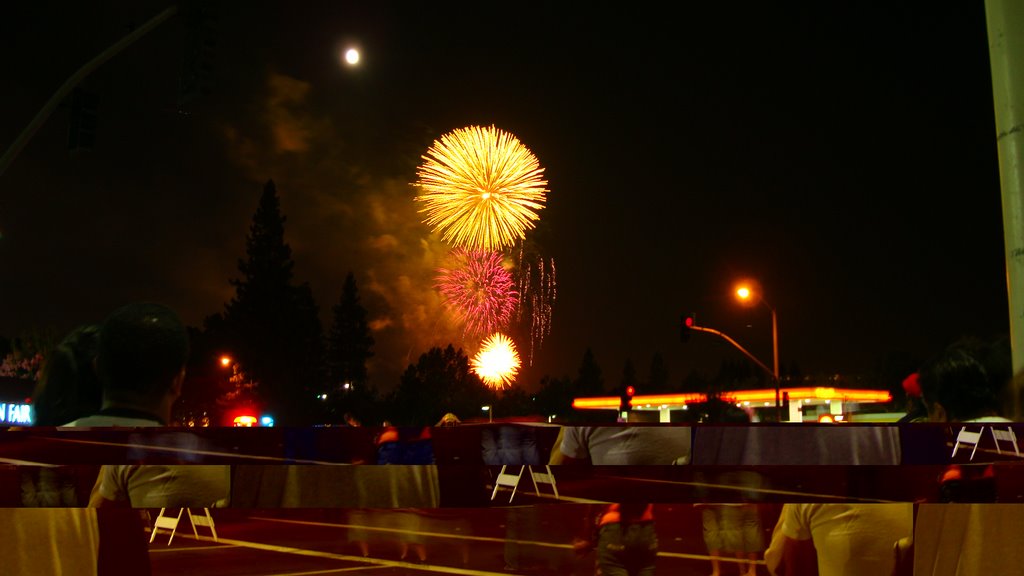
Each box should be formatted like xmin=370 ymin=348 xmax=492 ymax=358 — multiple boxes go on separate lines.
xmin=2 ymin=301 xmax=1022 ymax=574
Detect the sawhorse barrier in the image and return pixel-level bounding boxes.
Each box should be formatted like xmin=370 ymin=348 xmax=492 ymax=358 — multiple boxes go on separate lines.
xmin=149 ymin=508 xmax=218 ymax=545
xmin=490 ymin=465 xmax=559 ymax=503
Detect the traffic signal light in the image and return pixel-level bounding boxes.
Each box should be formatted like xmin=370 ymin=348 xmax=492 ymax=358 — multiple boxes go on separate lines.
xmin=179 ymin=2 xmax=218 ymax=108
xmin=680 ymin=313 xmax=695 ymax=342
xmin=67 ymin=87 xmax=98 ymax=150
xmin=620 ymin=385 xmax=636 ymax=413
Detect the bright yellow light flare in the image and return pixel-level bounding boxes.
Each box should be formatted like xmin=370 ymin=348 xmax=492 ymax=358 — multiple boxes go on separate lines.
xmin=344 ymin=48 xmax=360 ymax=65
xmin=734 ymin=279 xmax=762 ymax=305
xmin=471 ymin=332 xmax=521 ymax=390
xmin=415 ymin=125 xmax=548 ymax=251
xmin=219 ymin=355 xmax=232 ymax=367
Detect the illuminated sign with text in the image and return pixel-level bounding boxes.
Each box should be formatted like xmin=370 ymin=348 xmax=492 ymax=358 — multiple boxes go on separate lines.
xmin=0 ymin=403 xmax=33 ymax=425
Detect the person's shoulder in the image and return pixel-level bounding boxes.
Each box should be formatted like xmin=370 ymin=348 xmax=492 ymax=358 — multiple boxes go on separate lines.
xmin=964 ymin=416 xmax=1013 ymax=423
xmin=781 ymin=502 xmax=819 ymax=520
xmin=61 ymin=415 xmax=162 ymax=427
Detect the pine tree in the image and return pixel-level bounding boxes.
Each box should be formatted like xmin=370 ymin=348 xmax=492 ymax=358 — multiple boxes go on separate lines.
xmin=327 ymin=272 xmax=375 ymax=388
xmin=326 ymin=272 xmax=376 ymax=421
xmin=647 ymin=352 xmax=669 ymax=393
xmin=387 ymin=345 xmax=494 ymax=426
xmin=535 ymin=374 xmax=574 ymax=419
xmin=212 ymin=179 xmax=324 ymax=425
xmin=575 ymin=347 xmax=604 ymax=396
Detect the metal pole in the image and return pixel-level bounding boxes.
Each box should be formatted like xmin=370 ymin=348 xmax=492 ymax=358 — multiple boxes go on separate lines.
xmin=0 ymin=5 xmax=179 ymax=178
xmin=690 ymin=324 xmax=775 ymax=378
xmin=771 ymin=307 xmax=781 ymax=421
xmin=986 ymin=0 xmax=1024 ymax=420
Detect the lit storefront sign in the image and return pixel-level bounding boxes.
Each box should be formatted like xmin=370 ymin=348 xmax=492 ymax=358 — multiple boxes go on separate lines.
xmin=1 ymin=402 xmax=33 ymax=425
xmin=573 ymin=388 xmax=891 ymax=411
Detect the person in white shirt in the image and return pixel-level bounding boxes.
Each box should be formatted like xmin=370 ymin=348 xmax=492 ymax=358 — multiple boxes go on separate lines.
xmin=0 ymin=509 xmax=100 ymax=576
xmin=61 ymin=302 xmax=230 ymax=508
xmin=551 ymin=425 xmax=691 ymax=465
xmin=764 ymin=503 xmax=913 ymax=576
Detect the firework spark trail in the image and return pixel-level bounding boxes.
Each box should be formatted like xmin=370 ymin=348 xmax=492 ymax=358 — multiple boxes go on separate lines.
xmin=513 ymin=243 xmax=556 ymax=366
xmin=436 ymin=248 xmax=519 ymax=338
xmin=533 ymin=257 xmax=555 ymax=362
xmin=415 ymin=126 xmax=548 ymax=251
xmin=471 ymin=332 xmax=521 ymax=390
xmin=516 ymin=244 xmax=530 ymax=325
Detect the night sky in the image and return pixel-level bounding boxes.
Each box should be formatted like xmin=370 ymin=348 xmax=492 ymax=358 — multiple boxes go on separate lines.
xmin=1 ymin=2 xmax=1009 ymax=393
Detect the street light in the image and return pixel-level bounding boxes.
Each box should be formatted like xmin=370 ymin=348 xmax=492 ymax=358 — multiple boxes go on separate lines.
xmin=481 ymin=405 xmax=492 ymax=423
xmin=219 ymin=355 xmax=232 ymax=368
xmin=735 ymin=281 xmax=782 ymax=420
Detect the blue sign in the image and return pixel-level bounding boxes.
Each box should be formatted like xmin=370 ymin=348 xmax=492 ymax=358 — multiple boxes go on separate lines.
xmin=0 ymin=403 xmax=33 ymax=425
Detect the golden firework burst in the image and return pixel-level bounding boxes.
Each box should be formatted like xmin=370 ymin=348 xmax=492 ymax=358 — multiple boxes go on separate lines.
xmin=415 ymin=125 xmax=548 ymax=251
xmin=471 ymin=332 xmax=521 ymax=390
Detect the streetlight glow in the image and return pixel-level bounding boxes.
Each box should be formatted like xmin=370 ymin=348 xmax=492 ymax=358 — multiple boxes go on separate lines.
xmin=219 ymin=355 xmax=232 ymax=368
xmin=731 ymin=279 xmax=782 ymax=420
xmin=344 ymin=48 xmax=360 ymax=65
xmin=734 ymin=281 xmax=761 ymax=305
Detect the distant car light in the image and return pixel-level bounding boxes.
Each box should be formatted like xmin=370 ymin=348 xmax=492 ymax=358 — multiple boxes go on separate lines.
xmin=233 ymin=415 xmax=258 ymax=427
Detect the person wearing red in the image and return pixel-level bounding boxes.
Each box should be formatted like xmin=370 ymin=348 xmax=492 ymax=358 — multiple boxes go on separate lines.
xmin=594 ymin=503 xmax=658 ymax=576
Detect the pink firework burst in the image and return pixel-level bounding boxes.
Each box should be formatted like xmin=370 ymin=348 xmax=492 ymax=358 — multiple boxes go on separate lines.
xmin=436 ymin=248 xmax=519 ymax=338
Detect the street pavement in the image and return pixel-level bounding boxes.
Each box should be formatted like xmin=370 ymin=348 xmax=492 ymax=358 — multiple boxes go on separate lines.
xmin=147 ymin=506 xmax=777 ymax=576
xmin=6 ymin=428 xmax=1024 ymax=506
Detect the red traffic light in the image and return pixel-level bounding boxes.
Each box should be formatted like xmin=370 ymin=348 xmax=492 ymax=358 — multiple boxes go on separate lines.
xmin=681 ymin=313 xmax=696 ymax=342
xmin=626 ymin=386 xmax=635 ymax=397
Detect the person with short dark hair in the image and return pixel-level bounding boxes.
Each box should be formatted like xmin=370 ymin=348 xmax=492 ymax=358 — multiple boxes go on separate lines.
xmin=917 ymin=337 xmax=1010 ymax=503
xmin=64 ymin=302 xmax=189 ymax=427
xmin=916 ymin=337 xmax=1011 ymax=423
xmin=59 ymin=303 xmax=229 ymax=511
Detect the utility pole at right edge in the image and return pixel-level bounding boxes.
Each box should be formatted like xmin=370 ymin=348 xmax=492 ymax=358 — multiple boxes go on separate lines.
xmin=986 ymin=0 xmax=1024 ymax=420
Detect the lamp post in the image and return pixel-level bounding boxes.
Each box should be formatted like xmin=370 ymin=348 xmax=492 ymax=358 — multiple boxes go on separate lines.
xmin=735 ymin=283 xmax=782 ymax=421
xmin=482 ymin=405 xmax=492 ymax=423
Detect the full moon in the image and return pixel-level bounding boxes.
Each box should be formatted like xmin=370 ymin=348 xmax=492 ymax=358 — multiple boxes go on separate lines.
xmin=344 ymin=48 xmax=360 ymax=65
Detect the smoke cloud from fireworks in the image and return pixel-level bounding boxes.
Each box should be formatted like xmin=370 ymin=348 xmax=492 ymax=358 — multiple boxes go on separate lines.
xmin=219 ymin=72 xmax=463 ymax=390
